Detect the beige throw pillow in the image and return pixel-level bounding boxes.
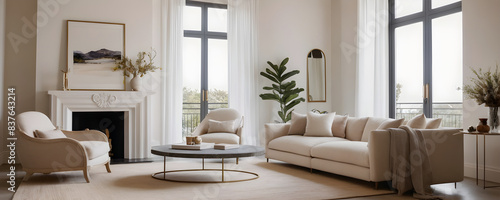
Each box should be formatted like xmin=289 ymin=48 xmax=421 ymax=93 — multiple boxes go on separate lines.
xmin=35 ymin=129 xmax=67 ymax=139
xmin=425 ymin=118 xmax=442 ymax=129
xmin=332 ymin=115 xmax=348 ymax=138
xmin=378 ymin=118 xmax=405 ymax=130
xmin=288 ymin=111 xmax=307 ymax=135
xmin=207 ymin=119 xmax=235 ymax=133
xmin=304 ymin=112 xmax=336 ymax=137
xmin=407 ymin=113 xmax=426 ymax=129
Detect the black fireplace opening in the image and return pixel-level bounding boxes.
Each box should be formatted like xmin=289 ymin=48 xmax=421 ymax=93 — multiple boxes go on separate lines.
xmin=72 ymin=111 xmax=125 ymax=159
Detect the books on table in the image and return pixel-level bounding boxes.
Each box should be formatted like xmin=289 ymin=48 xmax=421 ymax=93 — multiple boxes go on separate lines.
xmin=214 ymin=143 xmax=240 ymax=150
xmin=171 ymin=143 xmax=214 ymax=150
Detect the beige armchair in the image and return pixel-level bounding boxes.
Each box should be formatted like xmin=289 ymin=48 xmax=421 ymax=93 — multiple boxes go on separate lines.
xmin=192 ymin=108 xmax=244 ymax=144
xmin=16 ymin=111 xmax=111 ymax=183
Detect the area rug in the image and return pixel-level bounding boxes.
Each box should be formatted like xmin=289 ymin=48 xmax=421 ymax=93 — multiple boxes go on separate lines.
xmin=13 ymin=157 xmax=393 ymax=200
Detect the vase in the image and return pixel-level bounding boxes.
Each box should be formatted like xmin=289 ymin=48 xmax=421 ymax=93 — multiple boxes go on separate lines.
xmin=130 ymin=76 xmax=142 ymax=91
xmin=477 ymin=118 xmax=490 ymax=133
xmin=489 ymin=106 xmax=499 ymax=133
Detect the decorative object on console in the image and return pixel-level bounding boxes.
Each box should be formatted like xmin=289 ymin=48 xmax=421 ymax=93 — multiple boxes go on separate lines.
xmin=464 ymin=66 xmax=500 ymax=132
xmin=468 ymin=125 xmax=476 ymax=133
xmin=66 ymin=20 xmax=126 ymax=91
xmin=259 ymin=57 xmax=305 ymax=123
xmin=114 ymin=49 xmax=160 ymax=91
xmin=477 ymin=118 xmax=490 ymax=133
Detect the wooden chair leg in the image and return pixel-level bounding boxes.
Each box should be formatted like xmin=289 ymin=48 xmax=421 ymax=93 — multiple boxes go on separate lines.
xmin=375 ymin=182 xmax=379 ymax=190
xmin=83 ymin=168 xmax=90 ymax=183
xmin=23 ymin=172 xmax=33 ymax=181
xmin=267 ymin=158 xmax=269 ymax=163
xmin=105 ymin=162 xmax=111 ymax=173
xmin=236 ymin=158 xmax=239 ymax=165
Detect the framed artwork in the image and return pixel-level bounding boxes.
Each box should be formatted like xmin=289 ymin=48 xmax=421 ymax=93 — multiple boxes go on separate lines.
xmin=66 ymin=20 xmax=126 ymax=90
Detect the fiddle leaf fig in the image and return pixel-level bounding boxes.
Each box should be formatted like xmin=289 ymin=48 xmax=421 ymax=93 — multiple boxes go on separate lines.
xmin=259 ymin=57 xmax=305 ymax=123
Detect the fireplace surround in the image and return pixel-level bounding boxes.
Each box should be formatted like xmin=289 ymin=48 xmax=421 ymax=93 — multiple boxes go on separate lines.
xmin=48 ymin=90 xmax=154 ymax=159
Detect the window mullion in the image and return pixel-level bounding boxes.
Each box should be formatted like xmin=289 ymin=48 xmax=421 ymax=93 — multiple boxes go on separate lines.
xmin=423 ymin=0 xmax=433 ymax=117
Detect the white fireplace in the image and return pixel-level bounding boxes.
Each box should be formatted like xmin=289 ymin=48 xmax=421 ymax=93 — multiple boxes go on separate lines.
xmin=48 ymin=90 xmax=154 ymax=159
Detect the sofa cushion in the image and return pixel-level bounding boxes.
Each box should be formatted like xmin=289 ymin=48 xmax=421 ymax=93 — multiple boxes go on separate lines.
xmin=35 ymin=129 xmax=67 ymax=139
xmin=332 ymin=115 xmax=348 ymax=138
xmin=407 ymin=113 xmax=426 ymax=129
xmin=207 ymin=119 xmax=235 ymax=133
xmin=361 ymin=118 xmax=404 ymax=142
xmin=311 ymin=141 xmax=369 ymax=168
xmin=425 ymin=118 xmax=442 ymax=129
xmin=360 ymin=117 xmax=388 ymax=142
xmin=345 ymin=117 xmax=369 ymax=141
xmin=288 ymin=112 xmax=307 ymax=135
xmin=79 ymin=141 xmax=110 ymax=160
xmin=268 ymin=135 xmax=347 ymax=156
xmin=304 ymin=112 xmax=336 ymax=137
xmin=200 ymin=133 xmax=240 ymax=144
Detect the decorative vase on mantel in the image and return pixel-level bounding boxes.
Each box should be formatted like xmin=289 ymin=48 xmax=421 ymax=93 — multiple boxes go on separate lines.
xmin=130 ymin=76 xmax=142 ymax=91
xmin=477 ymin=118 xmax=490 ymax=133
xmin=489 ymin=106 xmax=499 ymax=133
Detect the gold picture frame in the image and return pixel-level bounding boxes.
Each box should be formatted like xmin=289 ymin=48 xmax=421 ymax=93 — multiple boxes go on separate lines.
xmin=66 ymin=20 xmax=126 ymax=91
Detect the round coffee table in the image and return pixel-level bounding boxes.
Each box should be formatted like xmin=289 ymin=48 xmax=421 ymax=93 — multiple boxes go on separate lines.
xmin=151 ymin=145 xmax=265 ymax=183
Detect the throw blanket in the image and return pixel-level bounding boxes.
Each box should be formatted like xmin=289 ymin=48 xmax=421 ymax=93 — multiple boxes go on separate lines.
xmin=389 ymin=126 xmax=437 ymax=199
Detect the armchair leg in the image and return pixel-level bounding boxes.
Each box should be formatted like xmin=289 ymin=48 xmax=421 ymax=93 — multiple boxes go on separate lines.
xmin=105 ymin=162 xmax=111 ymax=173
xmin=23 ymin=171 xmax=33 ymax=181
xmin=236 ymin=158 xmax=239 ymax=165
xmin=83 ymin=168 xmax=90 ymax=183
xmin=267 ymin=158 xmax=269 ymax=163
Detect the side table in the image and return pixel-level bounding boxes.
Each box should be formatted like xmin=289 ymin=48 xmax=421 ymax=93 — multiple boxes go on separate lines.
xmin=457 ymin=131 xmax=500 ymax=189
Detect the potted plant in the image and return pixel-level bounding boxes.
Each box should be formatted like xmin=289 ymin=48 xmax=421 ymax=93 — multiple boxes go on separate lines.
xmin=114 ymin=49 xmax=160 ymax=91
xmin=260 ymin=57 xmax=305 ymax=123
xmin=463 ymin=65 xmax=500 ymax=132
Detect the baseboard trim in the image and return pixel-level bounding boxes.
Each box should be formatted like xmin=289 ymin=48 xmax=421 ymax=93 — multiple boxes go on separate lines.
xmin=464 ymin=162 xmax=500 ymax=184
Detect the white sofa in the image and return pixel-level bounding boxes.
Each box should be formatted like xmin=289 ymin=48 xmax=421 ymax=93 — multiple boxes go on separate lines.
xmin=265 ymin=116 xmax=464 ymax=185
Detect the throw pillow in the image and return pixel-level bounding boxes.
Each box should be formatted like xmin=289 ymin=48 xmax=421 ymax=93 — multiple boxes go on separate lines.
xmin=304 ymin=112 xmax=336 ymax=137
xmin=207 ymin=119 xmax=235 ymax=133
xmin=345 ymin=117 xmax=369 ymax=141
xmin=361 ymin=117 xmax=389 ymax=142
xmin=288 ymin=111 xmax=307 ymax=135
xmin=35 ymin=129 xmax=67 ymax=139
xmin=378 ymin=118 xmax=405 ymax=130
xmin=425 ymin=118 xmax=442 ymax=129
xmin=407 ymin=113 xmax=426 ymax=129
xmin=332 ymin=115 xmax=348 ymax=138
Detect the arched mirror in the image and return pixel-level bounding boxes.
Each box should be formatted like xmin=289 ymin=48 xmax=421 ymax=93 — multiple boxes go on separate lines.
xmin=307 ymin=49 xmax=326 ymax=102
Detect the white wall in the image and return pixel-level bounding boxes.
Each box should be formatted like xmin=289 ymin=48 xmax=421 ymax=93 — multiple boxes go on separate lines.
xmin=1 ymin=0 xmax=38 ymax=163
xmin=257 ymin=0 xmax=333 ymax=129
xmin=0 ymin=0 xmax=5 ymax=163
xmin=463 ymin=0 xmax=500 ymax=183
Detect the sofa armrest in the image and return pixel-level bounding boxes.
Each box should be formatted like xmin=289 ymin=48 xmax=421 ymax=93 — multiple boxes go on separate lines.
xmin=368 ymin=130 xmax=391 ymax=182
xmin=264 ymin=123 xmax=290 ymax=146
xmin=17 ymin=132 xmax=87 ymax=172
xmin=62 ymin=129 xmax=108 ymax=142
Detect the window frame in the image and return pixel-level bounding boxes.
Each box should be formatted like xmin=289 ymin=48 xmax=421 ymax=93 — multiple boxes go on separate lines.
xmin=184 ymin=0 xmax=228 ymax=120
xmin=388 ymin=0 xmax=462 ymax=118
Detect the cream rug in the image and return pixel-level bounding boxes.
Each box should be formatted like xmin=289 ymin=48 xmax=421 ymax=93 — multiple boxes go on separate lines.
xmin=14 ymin=157 xmax=393 ymax=200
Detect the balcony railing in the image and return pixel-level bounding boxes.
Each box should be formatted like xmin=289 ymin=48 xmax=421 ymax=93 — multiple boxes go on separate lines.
xmin=396 ymin=102 xmax=462 ymax=128
xmin=182 ymin=102 xmax=228 ymax=137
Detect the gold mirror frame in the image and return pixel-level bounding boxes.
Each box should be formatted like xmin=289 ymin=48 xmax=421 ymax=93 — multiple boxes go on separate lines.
xmin=307 ymin=49 xmax=326 ymax=102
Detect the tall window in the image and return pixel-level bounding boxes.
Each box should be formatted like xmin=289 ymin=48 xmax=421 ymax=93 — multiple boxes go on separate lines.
xmin=183 ymin=0 xmax=228 ymax=136
xmin=389 ymin=0 xmax=462 ymax=127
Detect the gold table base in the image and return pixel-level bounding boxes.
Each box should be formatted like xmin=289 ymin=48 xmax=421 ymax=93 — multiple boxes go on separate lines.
xmin=152 ymin=157 xmax=259 ymax=183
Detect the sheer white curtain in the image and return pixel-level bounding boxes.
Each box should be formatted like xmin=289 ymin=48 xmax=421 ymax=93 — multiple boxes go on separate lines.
xmin=355 ymin=0 xmax=389 ymax=117
xmin=161 ymin=0 xmax=185 ymax=144
xmin=228 ymin=0 xmax=259 ymax=145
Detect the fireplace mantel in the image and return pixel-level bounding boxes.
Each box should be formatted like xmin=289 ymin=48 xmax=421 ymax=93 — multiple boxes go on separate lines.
xmin=48 ymin=90 xmax=154 ymax=159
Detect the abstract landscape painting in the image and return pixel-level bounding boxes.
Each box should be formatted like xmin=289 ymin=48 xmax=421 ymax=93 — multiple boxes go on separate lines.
xmin=67 ymin=20 xmax=126 ymax=90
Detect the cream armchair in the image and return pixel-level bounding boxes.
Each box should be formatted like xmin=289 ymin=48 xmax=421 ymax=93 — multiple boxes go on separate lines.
xmin=191 ymin=108 xmax=244 ymax=144
xmin=16 ymin=111 xmax=111 ymax=183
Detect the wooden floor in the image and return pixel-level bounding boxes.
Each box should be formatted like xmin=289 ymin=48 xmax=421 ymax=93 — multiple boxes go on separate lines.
xmin=2 ymin=162 xmax=500 ymax=200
